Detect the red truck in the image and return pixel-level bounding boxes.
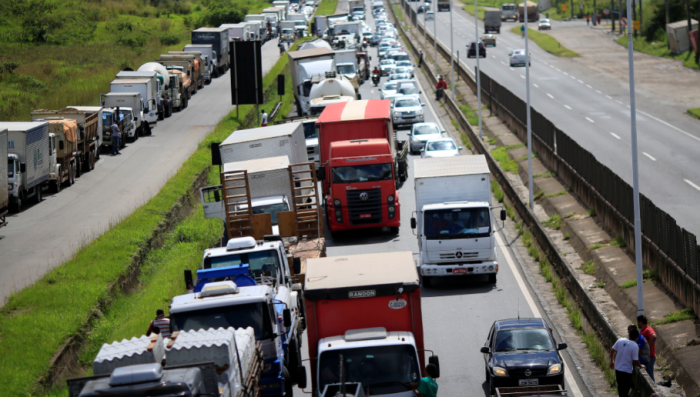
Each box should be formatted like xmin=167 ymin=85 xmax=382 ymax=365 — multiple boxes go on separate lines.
xmin=316 ymin=100 xmax=408 ymax=234
xmin=304 ymin=251 xmax=439 ymax=397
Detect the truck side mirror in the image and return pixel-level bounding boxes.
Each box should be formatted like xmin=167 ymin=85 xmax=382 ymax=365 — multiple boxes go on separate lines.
xmin=20 ymin=163 xmax=26 ymax=173
xmin=184 ymin=269 xmax=194 ymax=291
xmin=428 ymin=355 xmax=440 ymax=378
xmin=410 ymin=217 xmax=416 ymax=229
xmin=58 ymin=140 xmax=64 ymax=150
xmin=283 ymin=308 xmax=292 ymax=328
xmin=558 ymin=343 xmax=568 ymax=350
xmin=480 ymin=346 xmax=491 ymax=354
xmin=316 ymin=167 xmax=325 ymax=181
xmin=293 ymin=257 xmax=301 ymax=275
xmin=500 ymin=209 xmax=506 ymax=221
xmin=297 ymin=366 xmax=308 ymax=389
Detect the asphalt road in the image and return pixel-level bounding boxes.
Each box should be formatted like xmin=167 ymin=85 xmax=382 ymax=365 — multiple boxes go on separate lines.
xmin=412 ymin=0 xmax=700 ymax=237
xmin=0 ymin=39 xmax=282 ymax=304
xmin=295 ymin=3 xmax=590 ymax=396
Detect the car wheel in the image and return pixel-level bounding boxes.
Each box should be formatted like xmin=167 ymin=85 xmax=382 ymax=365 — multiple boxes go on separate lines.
xmin=489 ymin=373 xmax=496 ymax=394
xmin=488 ymin=273 xmax=497 ymax=283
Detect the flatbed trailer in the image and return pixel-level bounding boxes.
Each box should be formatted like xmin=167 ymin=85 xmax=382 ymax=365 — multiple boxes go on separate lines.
xmin=495 ymin=385 xmax=567 ymax=397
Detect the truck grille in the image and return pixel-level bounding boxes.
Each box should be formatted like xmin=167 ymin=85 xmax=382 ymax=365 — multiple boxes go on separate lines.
xmin=346 ymin=188 xmax=382 ymax=226
xmin=439 ymin=252 xmax=478 ymax=260
xmin=307 ymin=146 xmax=315 ymax=155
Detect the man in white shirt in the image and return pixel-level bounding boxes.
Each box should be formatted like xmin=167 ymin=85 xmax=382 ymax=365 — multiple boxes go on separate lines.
xmin=610 ymin=328 xmax=645 ymax=397
xmin=261 ymin=109 xmax=268 ymax=127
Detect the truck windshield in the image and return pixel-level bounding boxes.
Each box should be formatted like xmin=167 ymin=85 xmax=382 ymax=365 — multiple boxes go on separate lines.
xmin=102 ymin=113 xmax=113 ymax=133
xmin=171 ymin=302 xmax=274 ymax=340
xmin=252 ymin=202 xmax=289 ymax=225
xmin=332 ymin=163 xmax=393 ymax=184
xmin=502 ymin=4 xmax=515 ymax=10
xmin=203 ymin=249 xmax=281 ymax=280
xmin=319 ymin=345 xmax=420 ymax=394
xmin=337 ymin=64 xmax=356 ymax=75
xmin=424 ymin=208 xmax=491 ymax=239
xmin=8 ymin=160 xmax=14 ymax=178
xmin=303 ymin=122 xmax=319 ymax=139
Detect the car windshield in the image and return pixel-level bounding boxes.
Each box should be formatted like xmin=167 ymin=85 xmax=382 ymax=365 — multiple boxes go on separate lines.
xmin=413 ymin=124 xmax=439 ymax=135
xmin=495 ymin=329 xmax=554 ymax=352
xmin=395 ymin=98 xmax=419 ymax=108
xmin=383 ymin=83 xmax=397 ymax=91
xmin=397 ymin=61 xmax=412 ymax=67
xmin=102 ymin=112 xmax=113 ymax=132
xmin=337 ymin=64 xmax=356 ymax=74
xmin=7 ymin=160 xmax=14 ymax=178
xmin=203 ymin=249 xmax=281 ymax=281
xmin=252 ymin=202 xmax=289 ymax=225
xmin=318 ymin=345 xmax=420 ymax=394
xmin=514 ymin=50 xmax=525 ymax=55
xmin=502 ymin=4 xmax=515 ymax=9
xmin=427 ymin=140 xmax=456 ymax=151
xmin=541 ymin=19 xmax=550 ymax=23
xmin=171 ymin=303 xmax=273 ymax=340
xmin=392 ymin=54 xmax=409 ymax=61
xmin=332 ymin=163 xmax=393 ymax=184
xmin=399 ymin=86 xmax=419 ymax=95
xmin=380 ymin=60 xmax=394 ymax=65
xmin=424 ymin=207 xmax=491 ymax=239
xmin=303 ymin=122 xmax=318 ymax=139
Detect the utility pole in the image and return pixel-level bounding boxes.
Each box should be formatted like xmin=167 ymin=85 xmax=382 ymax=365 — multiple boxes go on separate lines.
xmin=475 ymin=0 xmax=482 ymax=140
xmin=612 ymin=0 xmax=616 ymax=31
xmin=450 ymin=2 xmax=455 ymax=100
xmin=640 ymin=0 xmax=643 ymax=34
xmin=571 ymin=0 xmax=574 ymax=19
xmin=665 ymin=0 xmax=670 ymax=47
xmin=594 ymin=0 xmax=597 ymax=25
xmin=625 ymin=0 xmax=645 ymax=318
xmin=434 ymin=0 xmax=438 ymax=73
xmin=525 ymin=3 xmax=533 ymax=209
xmin=632 ymin=0 xmax=637 ymax=38
xmin=687 ymin=0 xmax=693 ymax=48
xmin=619 ymin=0 xmax=623 ymax=33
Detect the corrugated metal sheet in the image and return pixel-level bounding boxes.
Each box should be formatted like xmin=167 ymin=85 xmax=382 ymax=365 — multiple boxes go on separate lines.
xmin=93 ymin=335 xmax=165 ymax=376
xmin=219 ymin=123 xmax=306 ymax=167
xmin=414 ymin=155 xmax=489 ymax=179
xmin=166 ymin=327 xmax=255 ymax=376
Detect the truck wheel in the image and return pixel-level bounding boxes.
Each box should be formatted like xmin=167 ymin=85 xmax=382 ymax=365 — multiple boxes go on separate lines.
xmin=422 ymin=276 xmax=432 ymax=287
xmin=158 ymin=110 xmax=164 ymax=121
xmin=283 ymin=367 xmax=293 ymax=397
xmin=146 ymin=123 xmax=152 ymax=136
xmin=53 ymin=179 xmax=61 ymax=194
xmin=488 ymin=273 xmax=497 ymax=283
xmin=35 ymin=186 xmax=42 ymax=203
xmin=90 ymin=150 xmax=96 ymax=170
xmin=12 ymin=196 xmax=22 ymax=213
xmin=390 ymin=226 xmax=399 ymax=234
xmin=75 ymin=159 xmax=81 ymax=178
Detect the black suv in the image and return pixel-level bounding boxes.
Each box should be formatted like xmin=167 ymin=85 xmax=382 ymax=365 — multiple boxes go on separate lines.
xmin=467 ymin=41 xmax=486 ymax=58
xmin=481 ymin=318 xmax=567 ymax=394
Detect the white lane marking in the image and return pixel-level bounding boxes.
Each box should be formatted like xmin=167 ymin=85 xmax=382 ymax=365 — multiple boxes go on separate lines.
xmin=586 ymin=117 xmax=595 ymax=123
xmin=492 ymin=55 xmax=496 ymax=58
xmin=510 ymin=67 xmax=515 ymax=71
xmin=556 ymin=68 xmax=561 ymax=71
xmin=596 ymin=90 xmax=602 ymax=94
xmin=550 ymin=64 xmax=555 ymax=68
xmin=520 ymin=75 xmax=525 ymax=79
xmin=547 ymin=93 xmax=554 ymax=99
xmin=643 ymin=152 xmax=657 ymax=161
xmin=495 ymin=231 xmax=584 ymax=397
xmin=543 ymin=60 xmax=549 ymax=65
xmin=616 ymin=100 xmax=623 ymax=104
xmin=562 ymin=71 xmax=568 ymax=75
xmin=564 ymin=105 xmax=572 ymax=110
xmin=578 ymin=79 xmax=584 ymax=83
xmin=501 ymin=61 xmax=506 ymax=65
xmin=610 ymin=132 xmax=621 ymax=140
xmin=571 ymin=76 xmax=576 ymax=79
xmin=684 ymin=179 xmax=700 ymax=191
xmin=606 ymin=95 xmax=612 ymax=99
xmin=636 ymin=109 xmax=700 ymax=143
xmin=586 ymin=84 xmax=592 ymax=88
xmin=533 ymin=83 xmax=539 ymax=88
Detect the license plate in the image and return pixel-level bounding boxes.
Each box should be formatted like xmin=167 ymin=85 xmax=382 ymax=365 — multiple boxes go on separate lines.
xmin=518 ymin=379 xmax=539 ymax=386
xmin=359 ymin=214 xmax=372 ymax=219
xmin=453 ymin=268 xmax=470 ymax=274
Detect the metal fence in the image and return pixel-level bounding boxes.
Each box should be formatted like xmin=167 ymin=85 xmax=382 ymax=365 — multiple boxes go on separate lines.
xmin=479 ymin=70 xmax=700 ymax=286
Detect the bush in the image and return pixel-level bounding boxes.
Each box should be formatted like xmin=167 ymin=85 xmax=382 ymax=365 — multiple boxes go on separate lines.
xmin=117 ymin=34 xmax=147 ymax=47
xmin=200 ymin=3 xmax=245 ymax=26
xmin=644 ymin=0 xmax=699 ymax=41
xmin=116 ymin=21 xmax=134 ymax=31
xmin=160 ymin=34 xmax=181 ymax=45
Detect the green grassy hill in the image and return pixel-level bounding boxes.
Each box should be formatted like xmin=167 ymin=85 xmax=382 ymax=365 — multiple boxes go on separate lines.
xmin=0 ymin=0 xmax=271 ymax=120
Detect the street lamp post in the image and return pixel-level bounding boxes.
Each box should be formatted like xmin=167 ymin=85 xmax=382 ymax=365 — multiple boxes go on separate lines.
xmin=475 ymin=0 xmax=482 ymax=140
xmin=434 ymin=0 xmax=438 ymax=73
xmin=450 ymin=3 xmax=455 ymax=100
xmin=525 ymin=3 xmax=533 ymax=208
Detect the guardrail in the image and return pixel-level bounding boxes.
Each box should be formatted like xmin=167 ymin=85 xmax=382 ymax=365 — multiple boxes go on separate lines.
xmin=386 ymin=2 xmax=661 ymax=396
xmin=392 ymin=0 xmax=700 ymax=321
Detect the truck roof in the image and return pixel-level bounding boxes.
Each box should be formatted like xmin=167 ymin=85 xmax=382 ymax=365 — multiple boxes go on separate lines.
xmin=110 ymin=78 xmax=150 ymax=84
xmin=319 ymin=330 xmax=417 ymax=353
xmin=288 ymin=47 xmax=335 ymax=60
xmin=221 ymin=122 xmax=301 ymax=146
xmin=104 ymin=92 xmax=140 ymax=97
xmin=304 ymin=251 xmax=419 ymax=300
xmin=329 ymin=139 xmax=391 ymax=159
xmin=0 ymin=122 xmax=48 ymax=132
xmin=317 ymin=100 xmax=390 ymax=124
xmin=170 ymin=285 xmax=270 ymax=314
xmin=193 ymin=27 xmax=227 ymax=32
xmin=116 ymin=71 xmax=156 ymax=78
xmin=414 ymin=155 xmax=489 ymax=179
xmin=223 ymin=155 xmax=290 ymax=173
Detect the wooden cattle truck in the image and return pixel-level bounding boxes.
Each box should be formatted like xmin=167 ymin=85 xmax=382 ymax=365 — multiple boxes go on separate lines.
xmin=30 ymin=108 xmax=99 ymax=176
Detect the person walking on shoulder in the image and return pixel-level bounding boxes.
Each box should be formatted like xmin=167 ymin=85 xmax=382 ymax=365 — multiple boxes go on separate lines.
xmin=638 ymin=315 xmax=657 ymax=381
xmin=435 ymin=76 xmax=447 ymax=101
xmin=146 ymin=309 xmax=171 ymax=339
xmin=261 ymin=109 xmax=268 ymax=127
xmin=419 ymin=51 xmax=424 ymax=67
xmin=610 ymin=328 xmax=645 ymax=397
xmin=110 ymin=120 xmax=121 ymax=155
xmin=411 ymin=364 xmax=438 ymax=397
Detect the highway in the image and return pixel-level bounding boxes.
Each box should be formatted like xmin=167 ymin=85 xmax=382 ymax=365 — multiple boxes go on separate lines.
xmin=410 ymin=0 xmax=700 ymax=237
xmin=295 ymin=2 xmax=590 ymax=395
xmin=0 ymin=39 xmax=282 ymax=304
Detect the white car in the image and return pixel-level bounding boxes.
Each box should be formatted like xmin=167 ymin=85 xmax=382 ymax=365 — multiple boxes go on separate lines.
xmin=425 ymin=11 xmax=435 ymax=20
xmin=392 ymin=97 xmax=426 ymax=129
xmin=384 ymin=93 xmax=403 ymax=108
xmin=408 ymin=122 xmax=444 ymax=153
xmin=380 ymin=81 xmax=398 ymax=98
xmin=396 ymin=83 xmax=421 ymax=100
xmin=395 ymin=60 xmax=414 ymax=76
xmin=389 ymin=71 xmax=412 ymax=81
xmin=421 ymin=138 xmax=462 ymax=158
xmin=379 ymin=59 xmax=396 ymax=75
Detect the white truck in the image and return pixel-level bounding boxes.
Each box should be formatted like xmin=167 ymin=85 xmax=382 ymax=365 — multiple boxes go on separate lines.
xmin=109 ymin=78 xmax=158 ymax=128
xmin=100 ymin=92 xmax=148 ymax=138
xmin=137 ymin=62 xmax=178 ymax=115
xmin=307 ymin=74 xmax=356 ymax=115
xmin=245 ymin=15 xmax=270 ymax=40
xmin=67 ymin=327 xmax=263 ymax=397
xmin=219 ymin=122 xmax=308 ymax=166
xmin=410 ymin=155 xmax=506 ymax=286
xmin=288 ymin=47 xmax=336 ymax=116
xmin=116 ymin=71 xmax=169 ymax=120
xmin=331 ymin=21 xmax=361 ymax=49
xmin=288 ymin=13 xmax=308 ymax=24
xmin=241 ymin=21 xmax=262 ymax=41
xmin=0 ymin=129 xmax=8 ymax=227
xmin=203 ymin=156 xmax=295 ymax=235
xmin=184 ymin=44 xmax=214 ymax=84
xmin=221 ymin=23 xmax=250 ymax=41
xmin=280 ymin=20 xmax=296 ymax=40
xmin=334 ymin=49 xmax=361 ymax=89
xmin=2 ymin=122 xmax=50 ymax=211
xmin=263 ymin=6 xmax=286 ymax=22
xmin=273 ymin=0 xmax=291 ymax=17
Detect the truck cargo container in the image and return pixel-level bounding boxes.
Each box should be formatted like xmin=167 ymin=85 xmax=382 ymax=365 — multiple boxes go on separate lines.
xmin=0 ymin=129 xmax=8 ymax=226
xmin=2 ymin=122 xmax=50 ymax=211
xmin=242 ymin=21 xmax=264 ymax=41
xmin=183 ymin=44 xmax=215 ymax=84
xmin=263 ymin=6 xmax=286 ymax=22
xmin=245 ymin=15 xmax=272 ymax=40
xmin=518 ymin=1 xmax=538 ymax=22
xmin=192 ymin=27 xmax=230 ymax=76
xmin=288 ymin=47 xmax=336 ymax=116
xmin=218 ymin=122 xmax=307 ymax=167
xmin=100 ymin=92 xmax=147 ymax=139
xmin=437 ymin=0 xmax=450 ymax=10
xmin=484 ymin=10 xmax=502 ymax=33
xmin=159 ymin=55 xmax=201 ymax=92
xmin=349 ymin=0 xmax=364 ymax=13
xmin=168 ymin=51 xmax=207 ymax=89
xmin=136 ymin=63 xmax=174 ymax=116
xmin=110 ymin=78 xmax=158 ymax=129
xmin=334 ymin=49 xmax=362 ymax=89
xmin=315 ymin=100 xmax=408 ymax=234
xmin=116 ymin=71 xmax=168 ymax=120
xmin=410 ymin=155 xmax=506 ymax=286
xmin=326 ymin=13 xmax=349 ymax=27
xmin=221 ymin=23 xmax=251 ymax=41
xmin=304 ymin=251 xmax=440 ymax=397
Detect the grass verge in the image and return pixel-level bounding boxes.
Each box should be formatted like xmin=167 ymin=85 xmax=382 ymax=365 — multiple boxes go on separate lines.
xmin=616 ymin=34 xmax=699 ymax=70
xmin=651 ymin=307 xmax=696 ymax=326
xmin=463 ymin=4 xmax=487 ymax=19
xmin=510 ymin=27 xmax=579 ymax=57
xmin=688 ymin=108 xmax=700 ymax=119
xmin=491 ymin=146 xmax=518 ymax=173
xmin=0 ymin=38 xmax=298 ymax=396
xmin=316 ymin=0 xmax=340 ymax=17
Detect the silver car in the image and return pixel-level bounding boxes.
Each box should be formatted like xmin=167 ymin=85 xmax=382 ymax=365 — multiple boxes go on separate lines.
xmin=509 ymin=49 xmax=531 ymax=67
xmin=395 ymin=60 xmax=414 ymax=76
xmin=389 ymin=72 xmax=412 ymax=81
xmin=421 ymin=138 xmax=462 ymax=158
xmin=409 ymin=122 xmax=444 ymax=153
xmin=396 ymin=83 xmax=421 ymax=100
xmin=393 ymin=97 xmax=426 ymax=129
xmin=424 ymin=11 xmax=435 ymax=20
xmin=380 ymin=81 xmax=399 ymax=98
xmin=379 ymin=59 xmax=396 ymax=75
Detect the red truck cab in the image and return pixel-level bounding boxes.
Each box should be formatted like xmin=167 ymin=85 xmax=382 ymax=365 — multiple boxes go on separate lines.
xmin=304 ymin=251 xmax=439 ymax=397
xmin=317 ymin=100 xmax=404 ymax=234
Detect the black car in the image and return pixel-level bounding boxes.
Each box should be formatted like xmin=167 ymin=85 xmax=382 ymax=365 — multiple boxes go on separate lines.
xmin=467 ymin=41 xmax=486 ymax=58
xmin=418 ymin=5 xmax=430 ymax=13
xmin=481 ymin=318 xmax=567 ymax=394
xmin=370 ymin=33 xmax=382 ymax=46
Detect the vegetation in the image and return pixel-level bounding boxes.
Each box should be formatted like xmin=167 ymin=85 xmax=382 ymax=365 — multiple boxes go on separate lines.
xmin=688 ymin=108 xmax=700 ymax=119
xmin=616 ymin=34 xmax=699 ymax=70
xmin=534 ymin=189 xmax=545 ymax=201
xmin=611 ymin=236 xmax=626 ymax=248
xmin=543 ymin=214 xmax=562 ymax=229
xmin=491 ymin=179 xmax=504 ymax=203
xmin=0 ymin=37 xmax=298 ymax=396
xmin=0 ymin=0 xmax=272 ymax=120
xmin=463 ymin=4 xmax=487 ymax=20
xmin=510 ymin=27 xmax=579 ymax=57
xmin=621 ymin=279 xmax=638 ymax=289
xmin=315 ymin=0 xmax=338 ymax=16
xmin=546 ymin=190 xmax=566 ymax=198
xmin=588 ymin=208 xmax=596 ymax=217
xmin=491 ymin=146 xmax=519 ymax=173
xmin=459 ymin=104 xmax=485 ymax=126
xmin=582 ymin=260 xmax=596 ymax=275
xmin=651 ymin=307 xmax=696 ymax=326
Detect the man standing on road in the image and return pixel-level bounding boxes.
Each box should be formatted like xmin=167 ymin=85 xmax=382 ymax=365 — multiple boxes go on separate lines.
xmin=520 ymin=24 xmax=525 ymax=38
xmin=638 ymin=315 xmax=657 ymax=381
xmin=586 ymin=14 xmax=590 ymax=25
xmin=146 ymin=309 xmax=171 ymax=339
xmin=261 ymin=109 xmax=268 ymax=127
xmin=411 ymin=363 xmax=438 ymax=397
xmin=435 ymin=76 xmax=447 ymax=101
xmin=610 ymin=328 xmax=645 ymax=397
xmin=419 ymin=50 xmax=424 ymax=67
xmin=110 ymin=120 xmax=121 ymax=155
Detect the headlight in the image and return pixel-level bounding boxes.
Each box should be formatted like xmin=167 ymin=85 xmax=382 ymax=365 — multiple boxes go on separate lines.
xmin=417 ymin=110 xmax=423 ymax=114
xmin=387 ymin=195 xmax=394 ymax=202
xmin=492 ymin=367 xmax=508 ymax=377
xmin=334 ymin=199 xmax=341 ymax=206
xmin=388 ymin=206 xmax=395 ymax=212
xmin=394 ymin=112 xmax=401 ymax=116
xmin=335 ymin=210 xmax=342 ymax=217
xmin=547 ymin=364 xmax=562 ymax=375
xmin=8 ymin=184 xmax=13 ymax=191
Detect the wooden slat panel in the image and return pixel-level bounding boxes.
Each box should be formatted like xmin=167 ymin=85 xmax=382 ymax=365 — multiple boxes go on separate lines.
xmin=277 ymin=211 xmax=297 ymax=238
xmin=252 ymin=213 xmax=272 ymax=241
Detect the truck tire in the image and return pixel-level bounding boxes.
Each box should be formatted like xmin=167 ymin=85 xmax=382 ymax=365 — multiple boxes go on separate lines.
xmin=75 ymin=159 xmax=81 ymax=178
xmin=287 ymin=339 xmax=301 ymax=384
xmin=422 ymin=276 xmax=432 ymax=287
xmin=158 ymin=110 xmax=164 ymax=121
xmin=145 ymin=123 xmax=152 ymax=136
xmin=193 ymin=82 xmax=198 ymax=94
xmin=65 ymin=164 xmax=74 ymax=187
xmin=283 ymin=367 xmax=293 ymax=397
xmin=53 ymin=179 xmax=61 ymax=194
xmin=90 ymin=150 xmax=96 ymax=170
xmin=35 ymin=186 xmax=42 ymax=203
xmin=488 ymin=273 xmax=497 ymax=283
xmin=12 ymin=195 xmax=22 ymax=213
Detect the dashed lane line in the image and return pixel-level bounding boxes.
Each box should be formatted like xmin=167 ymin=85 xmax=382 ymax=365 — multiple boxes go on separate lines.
xmin=564 ymin=105 xmax=572 ymax=110
xmin=643 ymin=152 xmax=657 ymax=161
xmin=547 ymin=93 xmax=554 ymax=99
xmin=586 ymin=117 xmax=595 ymax=123
xmin=684 ymin=179 xmax=700 ymax=191
xmin=610 ymin=132 xmax=621 ymax=139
